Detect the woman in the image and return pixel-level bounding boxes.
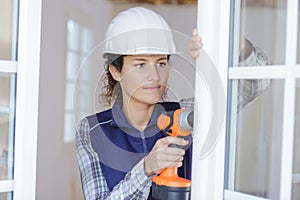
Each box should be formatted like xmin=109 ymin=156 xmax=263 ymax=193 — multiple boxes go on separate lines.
xmin=76 ymin=7 xmax=196 ymax=200
xmin=76 ymin=6 xmax=269 ymax=200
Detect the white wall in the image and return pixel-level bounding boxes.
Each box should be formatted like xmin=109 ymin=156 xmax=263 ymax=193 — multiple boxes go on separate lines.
xmin=35 ymin=1 xmax=197 ymax=199
xmin=36 ymin=0 xmax=111 ymax=199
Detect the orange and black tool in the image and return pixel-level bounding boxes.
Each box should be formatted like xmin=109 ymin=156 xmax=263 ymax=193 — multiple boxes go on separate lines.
xmin=152 ymin=109 xmax=193 ymax=200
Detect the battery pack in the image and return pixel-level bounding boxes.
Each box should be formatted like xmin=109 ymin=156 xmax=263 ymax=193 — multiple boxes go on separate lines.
xmin=152 ymin=182 xmax=191 ymax=200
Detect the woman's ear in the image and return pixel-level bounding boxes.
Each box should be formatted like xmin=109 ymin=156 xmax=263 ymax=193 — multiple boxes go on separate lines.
xmin=109 ymin=65 xmax=121 ymax=81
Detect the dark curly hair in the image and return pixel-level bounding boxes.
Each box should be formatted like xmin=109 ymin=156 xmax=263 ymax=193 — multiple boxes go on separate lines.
xmin=101 ymin=53 xmax=124 ymax=106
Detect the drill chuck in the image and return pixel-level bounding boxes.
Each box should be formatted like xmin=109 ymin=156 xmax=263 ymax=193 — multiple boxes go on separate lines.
xmin=178 ymin=109 xmax=193 ymax=132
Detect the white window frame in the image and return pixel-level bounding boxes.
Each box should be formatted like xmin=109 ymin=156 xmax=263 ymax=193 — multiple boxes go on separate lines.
xmin=192 ymin=0 xmax=299 ymax=199
xmin=13 ymin=0 xmax=42 ymax=199
xmin=0 ymin=0 xmax=41 ymax=198
xmin=0 ymin=6 xmax=18 ymax=185
xmin=191 ymin=0 xmax=230 ymax=199
xmin=0 ymin=62 xmax=16 ymax=196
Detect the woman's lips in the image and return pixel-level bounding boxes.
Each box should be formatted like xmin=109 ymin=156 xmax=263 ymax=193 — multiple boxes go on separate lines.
xmin=143 ymin=85 xmax=161 ymax=92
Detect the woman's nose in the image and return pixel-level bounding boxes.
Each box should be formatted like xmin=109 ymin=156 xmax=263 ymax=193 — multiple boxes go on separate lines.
xmin=147 ymin=64 xmax=159 ymax=82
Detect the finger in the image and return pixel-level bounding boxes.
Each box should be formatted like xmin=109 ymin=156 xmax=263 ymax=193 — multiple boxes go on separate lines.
xmin=165 ymin=146 xmax=185 ymax=156
xmin=168 ymin=161 xmax=183 ymax=168
xmin=192 ymin=31 xmax=202 ymax=43
xmin=157 ymin=160 xmax=183 ymax=169
xmin=166 ymin=136 xmax=189 ymax=146
xmin=156 ymin=151 xmax=184 ymax=161
xmin=155 ymin=147 xmax=185 ymax=161
xmin=192 ymin=28 xmax=198 ymax=36
xmin=192 ymin=35 xmax=202 ymax=43
xmin=190 ymin=41 xmax=202 ymax=50
xmin=191 ymin=51 xmax=200 ymax=60
xmin=156 ymin=137 xmax=173 ymax=147
xmin=155 ymin=160 xmax=176 ymax=171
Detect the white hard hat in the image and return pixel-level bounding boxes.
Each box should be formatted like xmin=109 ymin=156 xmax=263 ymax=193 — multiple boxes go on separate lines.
xmin=103 ymin=7 xmax=178 ymax=55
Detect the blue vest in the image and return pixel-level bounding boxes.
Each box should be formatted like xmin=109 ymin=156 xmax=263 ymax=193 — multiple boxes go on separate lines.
xmin=86 ymin=102 xmax=192 ymax=199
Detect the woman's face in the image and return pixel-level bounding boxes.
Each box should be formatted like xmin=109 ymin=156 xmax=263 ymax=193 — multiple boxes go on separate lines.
xmin=111 ymin=55 xmax=169 ymax=105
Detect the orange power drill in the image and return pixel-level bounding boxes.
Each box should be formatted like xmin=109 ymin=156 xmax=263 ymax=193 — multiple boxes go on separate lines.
xmin=152 ymin=108 xmax=194 ymax=200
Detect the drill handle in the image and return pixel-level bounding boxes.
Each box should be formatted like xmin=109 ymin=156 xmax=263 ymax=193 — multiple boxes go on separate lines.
xmin=168 ymin=143 xmax=189 ymax=151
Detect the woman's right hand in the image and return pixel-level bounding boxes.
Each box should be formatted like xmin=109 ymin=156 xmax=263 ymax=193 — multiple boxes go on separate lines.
xmin=144 ymin=136 xmax=189 ymax=177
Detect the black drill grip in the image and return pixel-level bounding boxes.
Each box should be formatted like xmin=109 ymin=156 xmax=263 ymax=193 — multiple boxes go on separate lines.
xmin=168 ymin=143 xmax=189 ymax=151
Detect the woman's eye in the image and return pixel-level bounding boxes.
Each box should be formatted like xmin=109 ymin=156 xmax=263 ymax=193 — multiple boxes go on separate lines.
xmin=135 ymin=63 xmax=145 ymax=68
xmin=157 ymin=62 xmax=167 ymax=67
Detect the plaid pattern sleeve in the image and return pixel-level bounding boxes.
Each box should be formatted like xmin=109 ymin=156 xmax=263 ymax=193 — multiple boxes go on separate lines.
xmin=76 ymin=118 xmax=152 ymax=200
xmin=237 ymin=46 xmax=271 ymax=112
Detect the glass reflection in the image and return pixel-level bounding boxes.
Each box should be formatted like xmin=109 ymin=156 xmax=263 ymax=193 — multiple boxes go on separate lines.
xmin=236 ymin=0 xmax=287 ymax=66
xmin=0 ymin=75 xmax=11 ymax=107
xmin=0 ymin=0 xmax=18 ymax=60
xmin=0 ymin=74 xmax=15 ymax=181
xmin=0 ymin=192 xmax=13 ymax=200
xmin=0 ymin=113 xmax=10 ymax=180
xmin=228 ymin=79 xmax=283 ymax=198
xmin=292 ymin=79 xmax=300 ymax=200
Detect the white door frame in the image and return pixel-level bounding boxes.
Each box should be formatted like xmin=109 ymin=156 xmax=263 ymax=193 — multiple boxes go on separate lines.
xmin=192 ymin=0 xmax=300 ymax=199
xmin=13 ymin=0 xmax=42 ymax=199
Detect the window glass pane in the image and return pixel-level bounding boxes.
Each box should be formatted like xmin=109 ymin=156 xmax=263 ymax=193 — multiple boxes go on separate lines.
xmin=0 ymin=113 xmax=10 ymax=180
xmin=64 ymin=113 xmax=75 ymax=143
xmin=66 ymin=51 xmax=79 ymax=80
xmin=0 ymin=0 xmax=18 ymax=61
xmin=0 ymin=74 xmax=15 ymax=181
xmin=64 ymin=19 xmax=94 ymax=143
xmin=0 ymin=192 xmax=13 ymax=200
xmin=233 ymin=0 xmax=287 ymax=66
xmin=227 ymin=79 xmax=284 ymax=198
xmin=67 ymin=20 xmax=80 ymax=51
xmin=0 ymin=75 xmax=11 ymax=108
xmin=292 ymin=79 xmax=300 ymax=200
xmin=65 ymin=82 xmax=74 ymax=111
xmin=81 ymin=27 xmax=93 ymax=54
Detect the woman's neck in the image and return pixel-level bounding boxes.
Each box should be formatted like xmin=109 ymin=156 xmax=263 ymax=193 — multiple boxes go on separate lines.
xmin=122 ymin=98 xmax=155 ymax=132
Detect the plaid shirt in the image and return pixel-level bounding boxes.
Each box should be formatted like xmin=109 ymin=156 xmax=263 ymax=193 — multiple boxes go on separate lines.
xmin=76 ymin=117 xmax=152 ymax=200
xmin=76 ymin=45 xmax=270 ymax=200
xmin=237 ymin=46 xmax=270 ymax=112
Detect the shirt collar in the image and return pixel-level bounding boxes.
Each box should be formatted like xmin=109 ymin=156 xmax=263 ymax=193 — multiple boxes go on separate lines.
xmin=110 ymin=101 xmax=167 ymax=130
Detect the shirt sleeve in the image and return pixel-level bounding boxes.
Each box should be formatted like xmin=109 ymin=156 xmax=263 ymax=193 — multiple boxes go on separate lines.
xmin=237 ymin=45 xmax=271 ymax=112
xmin=76 ymin=118 xmax=152 ymax=200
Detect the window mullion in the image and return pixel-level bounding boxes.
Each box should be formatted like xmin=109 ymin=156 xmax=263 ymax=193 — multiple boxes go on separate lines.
xmin=224 ymin=190 xmax=269 ymax=200
xmin=279 ymin=77 xmax=296 ymax=200
xmin=285 ymin=0 xmax=298 ymax=67
xmin=278 ymin=0 xmax=298 ymax=198
xmin=0 ymin=180 xmax=14 ymax=193
xmin=226 ymin=80 xmax=238 ymax=191
xmin=0 ymin=61 xmax=17 ymax=73
xmin=229 ymin=65 xmax=287 ymax=79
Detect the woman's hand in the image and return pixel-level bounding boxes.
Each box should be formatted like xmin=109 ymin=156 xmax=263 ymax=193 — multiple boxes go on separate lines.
xmin=239 ymin=36 xmax=252 ymax=61
xmin=190 ymin=28 xmax=203 ymax=60
xmin=144 ymin=136 xmax=189 ymax=177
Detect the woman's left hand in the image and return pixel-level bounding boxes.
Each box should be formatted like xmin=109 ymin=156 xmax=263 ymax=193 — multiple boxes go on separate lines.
xmin=190 ymin=29 xmax=203 ymax=60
